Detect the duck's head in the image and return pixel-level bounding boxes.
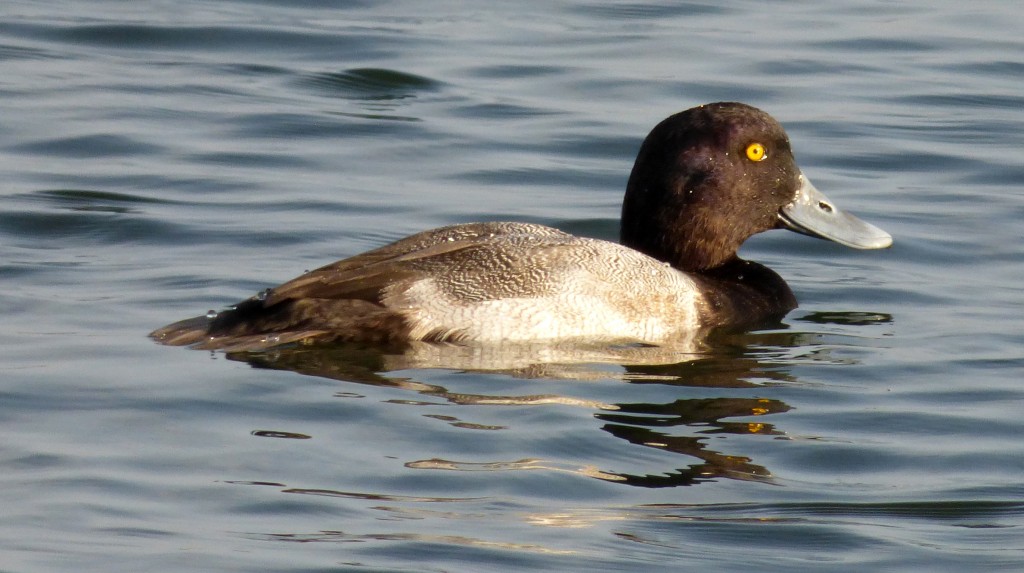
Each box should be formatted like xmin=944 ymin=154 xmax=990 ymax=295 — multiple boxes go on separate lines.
xmin=620 ymin=102 xmax=892 ymax=272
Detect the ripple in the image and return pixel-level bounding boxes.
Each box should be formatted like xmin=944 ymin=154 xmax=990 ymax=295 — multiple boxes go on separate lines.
xmin=11 ymin=134 xmax=164 ymax=158
xmin=405 ymin=457 xmax=626 ymax=482
xmin=812 ymin=37 xmax=935 ymax=53
xmin=224 ymin=111 xmax=424 ymax=139
xmin=0 ymin=42 xmax=60 ymax=61
xmin=253 ymin=529 xmax=577 ymax=555
xmin=18 ymin=22 xmax=357 ymax=53
xmin=251 ymin=430 xmax=312 ymax=439
xmin=463 ymin=64 xmax=565 ymax=79
xmin=280 ymin=487 xmax=486 ymax=503
xmin=573 ymin=2 xmax=728 ymax=19
xmin=32 ymin=188 xmax=172 ymax=211
xmin=298 ymin=68 xmax=443 ymax=101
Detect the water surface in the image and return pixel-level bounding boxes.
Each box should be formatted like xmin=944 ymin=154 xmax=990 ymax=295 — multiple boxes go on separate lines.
xmin=2 ymin=1 xmax=1023 ymax=571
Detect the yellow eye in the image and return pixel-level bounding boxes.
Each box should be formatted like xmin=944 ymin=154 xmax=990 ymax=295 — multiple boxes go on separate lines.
xmin=745 ymin=142 xmax=767 ymax=162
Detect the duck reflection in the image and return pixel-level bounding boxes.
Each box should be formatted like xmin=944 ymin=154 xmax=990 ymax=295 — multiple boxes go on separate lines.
xmin=229 ymin=313 xmax=889 ymax=487
xmin=595 ymin=397 xmax=788 ymax=487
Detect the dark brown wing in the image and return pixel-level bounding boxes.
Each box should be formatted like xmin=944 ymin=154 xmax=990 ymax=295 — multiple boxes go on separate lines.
xmin=263 ymin=221 xmax=568 ymax=305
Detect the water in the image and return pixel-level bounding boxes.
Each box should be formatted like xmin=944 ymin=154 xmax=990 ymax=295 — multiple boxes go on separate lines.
xmin=2 ymin=1 xmax=1024 ymax=571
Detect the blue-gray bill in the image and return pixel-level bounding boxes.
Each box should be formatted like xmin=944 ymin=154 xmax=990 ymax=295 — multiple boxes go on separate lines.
xmin=778 ymin=175 xmax=893 ymax=249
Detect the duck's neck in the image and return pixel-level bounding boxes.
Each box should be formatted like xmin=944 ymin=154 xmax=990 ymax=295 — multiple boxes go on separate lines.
xmin=620 ymin=200 xmax=741 ymax=272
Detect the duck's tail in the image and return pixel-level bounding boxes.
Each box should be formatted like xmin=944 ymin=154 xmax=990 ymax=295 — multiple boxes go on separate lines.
xmin=149 ymin=297 xmax=407 ymax=351
xmin=149 ymin=314 xmax=215 ymax=347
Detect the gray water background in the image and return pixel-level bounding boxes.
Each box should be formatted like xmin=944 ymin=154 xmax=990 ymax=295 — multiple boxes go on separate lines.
xmin=2 ymin=1 xmax=1023 ymax=571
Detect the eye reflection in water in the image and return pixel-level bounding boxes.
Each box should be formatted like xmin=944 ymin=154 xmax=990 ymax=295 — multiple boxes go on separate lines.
xmin=595 ymin=396 xmax=789 ymax=487
xmin=231 ymin=311 xmax=890 ymax=488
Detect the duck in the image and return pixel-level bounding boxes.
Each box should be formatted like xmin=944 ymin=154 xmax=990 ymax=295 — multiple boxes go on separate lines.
xmin=151 ymin=102 xmax=892 ymax=351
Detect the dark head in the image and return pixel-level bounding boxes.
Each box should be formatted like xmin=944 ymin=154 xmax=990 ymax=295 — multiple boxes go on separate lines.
xmin=621 ymin=102 xmax=891 ymax=272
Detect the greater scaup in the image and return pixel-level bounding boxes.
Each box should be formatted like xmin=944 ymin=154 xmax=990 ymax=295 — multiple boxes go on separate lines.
xmin=151 ymin=102 xmax=891 ymax=351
